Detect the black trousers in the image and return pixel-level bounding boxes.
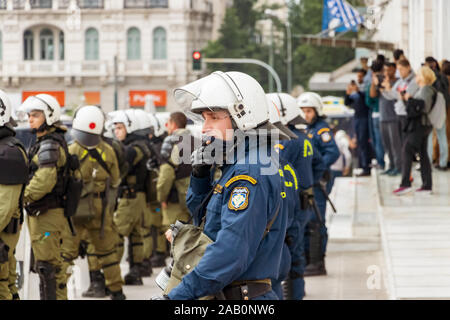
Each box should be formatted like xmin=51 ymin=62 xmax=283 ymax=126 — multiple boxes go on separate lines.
xmin=400 ymin=124 xmax=433 ymax=189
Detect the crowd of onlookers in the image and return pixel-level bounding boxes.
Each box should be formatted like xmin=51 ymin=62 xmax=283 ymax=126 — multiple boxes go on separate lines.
xmin=343 ymin=49 xmax=450 ymax=196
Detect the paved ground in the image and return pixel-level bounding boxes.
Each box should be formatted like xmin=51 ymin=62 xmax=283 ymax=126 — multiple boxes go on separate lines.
xmin=19 ymin=167 xmax=449 ymax=300
xmin=376 ymin=168 xmax=450 ymax=299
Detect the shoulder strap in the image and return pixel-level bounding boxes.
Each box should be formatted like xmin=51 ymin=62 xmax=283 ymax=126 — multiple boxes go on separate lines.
xmin=262 ymin=201 xmax=281 ymax=240
xmin=87 ymin=148 xmax=111 ymax=176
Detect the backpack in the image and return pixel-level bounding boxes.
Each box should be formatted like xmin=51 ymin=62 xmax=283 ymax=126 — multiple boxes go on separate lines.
xmin=428 ymin=88 xmax=447 ymax=129
xmin=26 ymin=132 xmax=83 ymax=218
xmin=103 ymin=137 xmax=129 ymax=179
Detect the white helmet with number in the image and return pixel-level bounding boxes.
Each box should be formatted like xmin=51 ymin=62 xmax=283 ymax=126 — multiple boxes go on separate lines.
xmin=0 ymin=90 xmax=13 ymax=127
xmin=266 ymin=96 xmax=297 ymax=139
xmin=111 ymin=109 xmax=140 ymax=134
xmin=72 ymin=105 xmax=105 ymax=148
xmin=20 ymin=93 xmax=61 ymax=126
xmin=297 ymin=92 xmax=324 ymax=117
xmin=267 ymin=93 xmax=306 ymax=126
xmin=174 ymin=71 xmax=280 ymax=134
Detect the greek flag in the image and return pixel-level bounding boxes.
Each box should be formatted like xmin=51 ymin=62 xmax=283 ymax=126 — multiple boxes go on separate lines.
xmin=322 ymin=0 xmax=364 ymax=34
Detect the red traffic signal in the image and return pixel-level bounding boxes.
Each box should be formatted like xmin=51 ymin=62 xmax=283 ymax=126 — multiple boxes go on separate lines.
xmin=193 ymin=51 xmax=202 ymax=60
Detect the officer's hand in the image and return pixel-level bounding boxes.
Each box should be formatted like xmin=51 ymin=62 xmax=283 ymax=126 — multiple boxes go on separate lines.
xmin=150 ymin=295 xmax=170 ymax=300
xmin=165 ymin=229 xmax=173 ymax=243
xmin=161 ymin=202 xmax=168 ymax=210
xmin=191 ymin=137 xmax=215 ymax=178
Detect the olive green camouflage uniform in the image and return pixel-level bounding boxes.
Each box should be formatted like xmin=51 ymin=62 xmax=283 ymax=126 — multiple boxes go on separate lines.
xmin=61 ymin=140 xmax=124 ymax=293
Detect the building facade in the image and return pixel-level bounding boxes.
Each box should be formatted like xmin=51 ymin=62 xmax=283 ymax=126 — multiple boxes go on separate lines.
xmin=370 ymin=0 xmax=450 ymax=69
xmin=0 ymin=0 xmax=227 ymax=113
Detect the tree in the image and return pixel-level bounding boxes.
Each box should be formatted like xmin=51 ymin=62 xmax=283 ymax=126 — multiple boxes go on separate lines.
xmin=202 ymin=0 xmax=359 ymax=92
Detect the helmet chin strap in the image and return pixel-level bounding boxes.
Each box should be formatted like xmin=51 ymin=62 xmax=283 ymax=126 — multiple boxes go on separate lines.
xmin=31 ymin=122 xmax=48 ymax=134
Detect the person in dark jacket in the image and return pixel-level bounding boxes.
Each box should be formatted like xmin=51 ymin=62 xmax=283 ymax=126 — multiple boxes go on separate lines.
xmin=345 ymin=69 xmax=371 ymax=176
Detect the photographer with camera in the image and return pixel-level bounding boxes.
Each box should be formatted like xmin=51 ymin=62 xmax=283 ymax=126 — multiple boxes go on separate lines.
xmin=370 ymin=62 xmax=402 ymax=176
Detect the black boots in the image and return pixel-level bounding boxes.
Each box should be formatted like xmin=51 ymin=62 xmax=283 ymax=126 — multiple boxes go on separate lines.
xmin=304 ymin=221 xmax=327 ymax=277
xmin=82 ymin=270 xmax=107 ymax=298
xmin=150 ymin=251 xmax=167 ymax=268
xmin=124 ymin=264 xmax=143 ymax=285
xmin=140 ymin=258 xmax=153 ymax=277
xmin=110 ymin=289 xmax=126 ymax=300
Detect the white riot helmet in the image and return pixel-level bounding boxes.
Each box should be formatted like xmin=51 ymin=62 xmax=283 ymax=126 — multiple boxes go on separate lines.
xmin=0 ymin=90 xmax=13 ymax=128
xmin=72 ymin=105 xmax=105 ymax=148
xmin=132 ymin=109 xmax=153 ymax=137
xmin=174 ymin=71 xmax=279 ymax=134
xmin=104 ymin=119 xmax=115 ymax=139
xmin=111 ymin=109 xmax=140 ymax=135
xmin=267 ymin=93 xmax=307 ymax=126
xmin=297 ymin=92 xmax=324 ymax=117
xmin=20 ymin=93 xmax=61 ymax=126
xmin=266 ymin=96 xmax=297 ymax=139
xmin=147 ymin=113 xmax=165 ymax=138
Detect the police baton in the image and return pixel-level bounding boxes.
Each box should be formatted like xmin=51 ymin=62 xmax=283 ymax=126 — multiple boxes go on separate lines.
xmin=311 ymin=199 xmax=325 ymax=227
xmin=67 ymin=216 xmax=76 ymax=237
xmin=318 ymin=182 xmax=337 ymax=214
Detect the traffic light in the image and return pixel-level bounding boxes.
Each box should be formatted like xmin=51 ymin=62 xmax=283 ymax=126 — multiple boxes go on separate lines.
xmin=192 ymin=51 xmax=202 ymax=71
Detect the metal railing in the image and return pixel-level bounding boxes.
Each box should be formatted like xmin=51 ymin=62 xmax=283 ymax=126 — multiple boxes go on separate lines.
xmin=124 ymin=0 xmax=168 ymax=8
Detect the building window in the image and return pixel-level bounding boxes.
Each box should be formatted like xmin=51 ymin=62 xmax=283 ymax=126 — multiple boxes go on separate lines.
xmin=85 ymin=28 xmax=99 ymax=60
xmin=40 ymin=29 xmax=54 ymax=60
xmin=153 ymin=27 xmax=167 ymax=60
xmin=150 ymin=0 xmax=168 ymax=8
xmin=59 ymin=31 xmax=64 ymax=60
xmin=127 ymin=27 xmax=141 ymax=60
xmin=0 ymin=0 xmax=6 ymax=9
xmin=30 ymin=0 xmax=52 ymax=8
xmin=78 ymin=0 xmax=103 ymax=8
xmin=24 ymin=30 xmax=34 ymax=60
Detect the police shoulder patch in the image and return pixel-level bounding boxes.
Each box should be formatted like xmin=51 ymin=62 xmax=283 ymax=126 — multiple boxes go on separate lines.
xmin=228 ymin=186 xmax=250 ymax=211
xmin=321 ymin=132 xmax=332 ymax=143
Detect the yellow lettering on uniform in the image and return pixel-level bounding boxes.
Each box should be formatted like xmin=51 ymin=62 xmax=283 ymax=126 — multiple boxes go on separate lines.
xmin=280 ymin=192 xmax=286 ymax=198
xmin=278 ymin=169 xmax=284 ymax=178
xmin=284 ymin=164 xmax=298 ymax=190
xmin=304 ymin=140 xmax=313 ymax=158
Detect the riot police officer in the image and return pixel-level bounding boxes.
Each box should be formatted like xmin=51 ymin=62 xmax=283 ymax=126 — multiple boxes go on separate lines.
xmin=156 ymin=112 xmax=193 ymax=248
xmin=265 ymin=95 xmax=302 ymax=300
xmin=298 ymin=92 xmax=340 ymax=276
xmin=112 ymin=109 xmax=150 ymax=285
xmin=155 ymin=71 xmax=289 ymax=300
xmin=21 ymin=94 xmax=71 ymax=300
xmin=143 ymin=112 xmax=168 ymax=269
xmin=0 ymin=90 xmax=28 ymax=300
xmin=267 ymin=93 xmax=326 ymax=299
xmin=62 ymin=105 xmax=126 ymax=300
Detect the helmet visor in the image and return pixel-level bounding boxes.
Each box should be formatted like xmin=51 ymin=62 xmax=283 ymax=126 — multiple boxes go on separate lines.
xmin=71 ymin=128 xmax=101 ymax=148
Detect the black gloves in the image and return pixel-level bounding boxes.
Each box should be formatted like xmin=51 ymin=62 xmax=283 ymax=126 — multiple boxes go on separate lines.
xmin=191 ymin=137 xmax=215 ymax=178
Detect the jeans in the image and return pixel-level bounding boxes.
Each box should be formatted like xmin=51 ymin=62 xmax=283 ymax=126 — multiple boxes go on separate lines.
xmin=380 ymin=121 xmax=403 ymax=171
xmin=428 ymin=126 xmax=448 ymax=168
xmin=371 ymin=116 xmax=385 ymax=169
